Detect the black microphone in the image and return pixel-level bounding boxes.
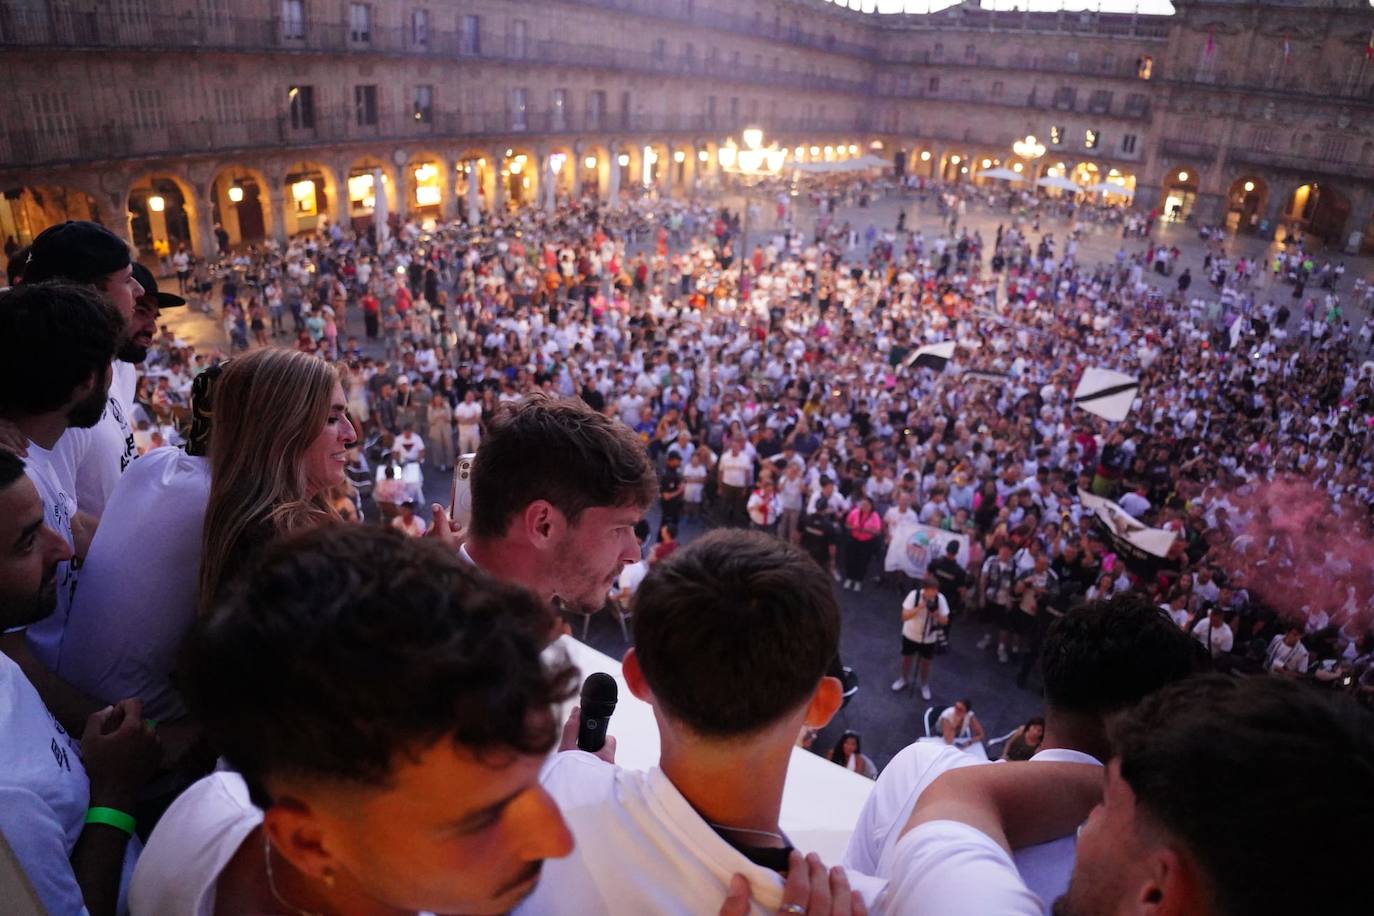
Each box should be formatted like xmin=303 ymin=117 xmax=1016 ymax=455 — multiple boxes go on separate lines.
xmin=577 ymin=672 xmax=618 ymax=753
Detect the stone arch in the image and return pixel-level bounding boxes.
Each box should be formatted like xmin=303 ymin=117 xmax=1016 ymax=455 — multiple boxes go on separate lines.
xmin=404 ymin=149 xmax=447 ymax=222
xmin=1158 ymin=163 xmax=1201 ymax=221
xmin=344 ymin=155 xmax=398 ymax=232
xmin=126 ymin=171 xmax=200 ymax=258
xmin=576 ymin=142 xmax=610 ymax=199
xmin=1224 ymin=175 xmax=1270 ymax=236
xmin=0 ymin=183 xmax=103 ymax=251
xmin=280 ymin=160 xmax=339 ymax=238
xmin=1280 ymin=181 xmax=1351 ymax=248
xmin=544 ymin=143 xmax=576 ymax=204
xmin=209 ymin=164 xmax=273 ymax=249
xmin=500 ymin=145 xmax=538 ymax=210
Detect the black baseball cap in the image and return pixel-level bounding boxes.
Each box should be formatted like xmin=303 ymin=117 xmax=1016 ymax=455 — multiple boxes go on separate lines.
xmin=23 ymin=220 xmax=131 ymax=284
xmin=131 ymin=263 xmax=186 ymax=309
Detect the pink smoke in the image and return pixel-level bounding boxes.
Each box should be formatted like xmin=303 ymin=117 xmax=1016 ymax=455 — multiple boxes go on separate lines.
xmin=1211 ymin=476 xmax=1372 ymax=633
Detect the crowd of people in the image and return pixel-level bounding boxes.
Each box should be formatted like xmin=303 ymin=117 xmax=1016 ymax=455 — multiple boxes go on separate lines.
xmin=0 ymin=174 xmax=1371 ymax=916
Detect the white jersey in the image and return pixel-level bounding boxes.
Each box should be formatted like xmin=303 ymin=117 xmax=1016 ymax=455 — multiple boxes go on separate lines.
xmin=53 ymin=360 xmax=139 ymax=517
xmin=20 ymin=442 xmax=79 ymax=671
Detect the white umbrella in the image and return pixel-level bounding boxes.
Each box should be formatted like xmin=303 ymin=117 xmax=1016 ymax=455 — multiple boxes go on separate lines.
xmin=978 ymin=167 xmax=1024 ymax=182
xmin=1086 ymin=181 xmax=1134 ymax=196
xmin=1036 ymin=175 xmax=1083 ymax=193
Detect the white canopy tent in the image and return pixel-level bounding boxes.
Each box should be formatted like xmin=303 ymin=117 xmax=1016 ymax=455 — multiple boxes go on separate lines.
xmin=978 ymin=166 xmax=1024 ymax=182
xmin=1086 ymin=181 xmax=1135 ymax=196
xmin=1036 ymin=174 xmax=1083 ymax=193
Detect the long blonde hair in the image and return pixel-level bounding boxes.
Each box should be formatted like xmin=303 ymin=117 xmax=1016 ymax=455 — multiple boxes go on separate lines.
xmin=198 ymin=348 xmax=339 ymax=610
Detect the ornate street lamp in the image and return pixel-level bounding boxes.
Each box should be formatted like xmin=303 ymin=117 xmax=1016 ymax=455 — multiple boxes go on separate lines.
xmin=716 ymin=127 xmax=788 ymax=283
xmin=1012 ymin=134 xmax=1046 ymax=179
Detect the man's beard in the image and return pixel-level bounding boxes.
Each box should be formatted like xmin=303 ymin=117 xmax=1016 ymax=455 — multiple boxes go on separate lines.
xmin=68 ymin=383 xmax=110 ymax=429
xmin=0 ymin=573 xmax=58 ymax=631
xmin=117 ymin=340 xmax=148 ymax=364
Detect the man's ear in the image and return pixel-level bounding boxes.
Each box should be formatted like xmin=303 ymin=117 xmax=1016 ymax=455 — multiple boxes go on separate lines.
xmin=262 ymin=795 xmax=339 ymax=886
xmin=521 ymin=499 xmax=566 ymax=551
xmin=1130 ymin=845 xmax=1198 ymax=916
xmin=622 ymin=648 xmax=653 ymax=705
xmin=804 ymin=676 xmax=843 ymax=730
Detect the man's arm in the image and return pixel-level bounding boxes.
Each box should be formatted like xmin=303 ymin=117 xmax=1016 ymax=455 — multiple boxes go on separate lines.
xmin=0 ymin=634 xmax=99 ymax=735
xmin=902 ymin=761 xmax=1102 ymax=855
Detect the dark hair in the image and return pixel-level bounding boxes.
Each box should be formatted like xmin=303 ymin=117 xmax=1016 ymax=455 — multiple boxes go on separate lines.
xmin=828 ymin=730 xmax=862 ymax=765
xmin=1113 ymin=676 xmax=1374 ymax=916
xmin=0 ymin=281 xmax=121 ymax=415
xmin=187 ymin=525 xmax=577 ymax=806
xmin=6 ymin=244 xmax=29 ymax=286
xmin=632 ymin=529 xmax=840 ymax=738
xmin=469 ymin=392 xmax=656 ymax=540
xmin=0 ymin=450 xmax=24 ymax=489
xmin=1040 ymin=593 xmax=1206 ymax=717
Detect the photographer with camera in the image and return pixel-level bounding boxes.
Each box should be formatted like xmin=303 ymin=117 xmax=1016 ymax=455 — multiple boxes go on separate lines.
xmin=892 ymin=576 xmax=950 ymax=700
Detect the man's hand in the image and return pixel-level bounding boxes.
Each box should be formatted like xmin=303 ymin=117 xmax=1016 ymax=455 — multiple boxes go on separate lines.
xmin=719 ymin=851 xmax=867 ymax=916
xmin=426 ymin=503 xmax=465 ymax=550
xmin=0 ymin=418 xmax=27 ymax=457
xmin=80 ymin=699 xmax=161 ymax=810
xmin=557 ymin=705 xmax=616 ymax=764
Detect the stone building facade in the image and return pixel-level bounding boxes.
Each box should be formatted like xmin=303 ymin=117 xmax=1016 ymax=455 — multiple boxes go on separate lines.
xmin=1 ymin=0 xmax=1371 ymax=258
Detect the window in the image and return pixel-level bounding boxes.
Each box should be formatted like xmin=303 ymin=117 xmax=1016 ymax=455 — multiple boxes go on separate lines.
xmin=729 ymin=96 xmax=739 ymax=125
xmin=928 ymin=76 xmax=940 ymax=93
xmin=619 ymin=90 xmax=631 ymax=128
xmin=1052 ymin=86 xmax=1076 ymax=110
xmin=1088 ymin=90 xmax=1112 ymax=114
xmin=213 ymin=87 xmax=245 ymax=124
xmin=510 ymin=18 xmax=528 ymax=57
xmin=706 ymin=94 xmax=717 ymax=127
xmin=932 ymin=41 xmax=943 ymax=59
xmin=460 ymin=14 xmax=480 ymax=54
xmin=413 ymin=85 xmax=433 ymax=124
xmin=586 ymin=90 xmax=606 ymax=129
xmin=1121 ymin=133 xmax=1138 ymax=154
xmin=1136 ymin=55 xmax=1153 ymax=80
xmin=200 ymin=0 xmax=229 ymax=26
xmin=991 ymin=80 xmax=1004 ymax=98
xmin=1049 ymin=125 xmax=1064 ymax=145
xmin=510 ymin=87 xmax=527 ymax=130
xmin=411 ymin=9 xmax=428 ymax=48
xmin=964 ymin=43 xmax=975 ymax=60
xmin=288 ymin=85 xmax=314 ymax=128
xmin=29 ymin=91 xmax=76 ymax=139
xmin=653 ymin=38 xmax=666 ymax=60
xmin=684 ymin=42 xmax=695 ymax=66
xmin=129 ymin=88 xmax=165 ymax=129
xmin=349 ymin=3 xmax=370 ymax=43
xmin=1124 ymin=92 xmax=1149 ymax=117
xmin=281 ymin=0 xmax=304 ymax=39
xmin=1084 ymin=128 xmax=1100 ymax=150
xmin=114 ymin=0 xmax=150 ymax=28
xmin=551 ymin=88 xmax=567 ymax=129
xmin=354 ymin=85 xmax=377 ymax=126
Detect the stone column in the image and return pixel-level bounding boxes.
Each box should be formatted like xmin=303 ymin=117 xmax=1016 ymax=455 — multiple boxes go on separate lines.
xmin=441 ymin=156 xmax=459 ymax=221
xmin=571 ymin=143 xmax=584 ymax=200
xmin=466 ymin=161 xmax=481 ymax=225
xmin=267 ymin=184 xmax=288 ymax=245
xmin=491 ymin=148 xmax=507 ymax=213
xmin=607 ymin=142 xmax=621 ymax=209
xmin=194 ymin=181 xmax=219 ymax=259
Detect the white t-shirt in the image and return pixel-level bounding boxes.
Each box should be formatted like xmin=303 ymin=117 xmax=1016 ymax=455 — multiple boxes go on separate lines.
xmin=718 ymin=450 xmax=753 ymax=488
xmin=0 ymin=653 xmax=139 ymax=916
xmin=53 ymin=360 xmax=139 ymax=517
xmin=882 ymin=821 xmax=1042 ymax=916
xmin=20 ymin=442 xmax=79 ymax=671
xmin=129 ymin=770 xmax=262 ymax=916
xmin=900 ymin=590 xmax=949 ymax=644
xmin=454 ymin=400 xmax=483 ymax=428
xmin=843 ymin=740 xmax=1100 ymax=915
xmin=516 ymin=754 xmax=886 ymax=916
xmin=56 ymin=448 xmax=211 ymax=720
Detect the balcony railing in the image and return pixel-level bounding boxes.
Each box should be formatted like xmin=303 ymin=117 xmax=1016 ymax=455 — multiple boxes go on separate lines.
xmin=882 ymin=49 xmax=1155 ymax=83
xmin=1226 ymin=147 xmax=1374 ymax=182
xmin=1165 ymin=66 xmax=1374 ymax=105
xmin=870 ymin=84 xmax=1151 ymax=122
xmin=0 ymin=1 xmax=880 ymax=60
xmin=1159 ymin=139 xmax=1218 ymax=163
xmin=877 ymin=7 xmax=1171 ymax=41
xmin=0 ymin=111 xmax=876 ymax=170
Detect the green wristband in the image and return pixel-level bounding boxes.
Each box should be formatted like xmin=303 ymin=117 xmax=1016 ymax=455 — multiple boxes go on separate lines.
xmin=85 ymin=807 xmax=136 ymax=837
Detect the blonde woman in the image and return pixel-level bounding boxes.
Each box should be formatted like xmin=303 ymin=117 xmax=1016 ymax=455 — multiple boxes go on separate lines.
xmin=199 ymin=348 xmax=357 ymax=609
xmin=58 ymin=349 xmax=355 ymax=722
xmin=427 ymin=390 xmax=455 ymax=471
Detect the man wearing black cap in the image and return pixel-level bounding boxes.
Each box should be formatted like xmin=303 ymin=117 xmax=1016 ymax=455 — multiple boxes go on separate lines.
xmin=20 ymin=222 xmax=184 ymax=516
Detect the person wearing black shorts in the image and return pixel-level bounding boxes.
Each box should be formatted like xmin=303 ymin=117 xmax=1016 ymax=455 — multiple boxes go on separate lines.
xmin=894 ymin=576 xmax=950 ymax=700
